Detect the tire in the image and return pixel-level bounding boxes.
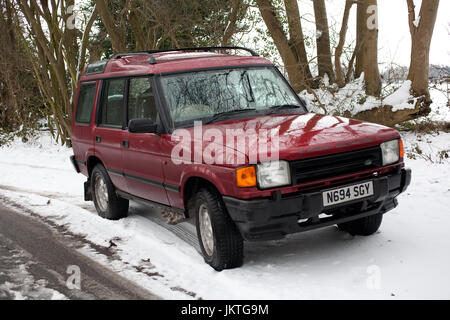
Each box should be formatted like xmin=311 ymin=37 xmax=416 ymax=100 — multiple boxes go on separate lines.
xmin=91 ymin=164 xmax=129 ymax=220
xmin=338 ymin=212 xmax=383 ymax=236
xmin=194 ymin=188 xmax=244 ymax=271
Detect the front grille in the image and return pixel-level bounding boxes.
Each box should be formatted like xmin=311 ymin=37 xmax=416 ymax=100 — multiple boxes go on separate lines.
xmin=290 ymin=146 xmax=382 ymax=185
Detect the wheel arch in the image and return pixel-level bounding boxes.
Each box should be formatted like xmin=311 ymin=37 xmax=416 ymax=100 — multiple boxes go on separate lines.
xmin=86 ymin=155 xmax=104 ymax=178
xmin=182 ymin=176 xmax=222 ymax=218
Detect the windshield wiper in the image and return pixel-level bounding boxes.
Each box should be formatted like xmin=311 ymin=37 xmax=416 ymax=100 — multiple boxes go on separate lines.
xmin=204 ymin=108 xmax=256 ymax=124
xmin=266 ymin=104 xmax=302 ymax=114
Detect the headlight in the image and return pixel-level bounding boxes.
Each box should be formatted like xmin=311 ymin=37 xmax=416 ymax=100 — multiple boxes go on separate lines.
xmin=257 ymin=160 xmax=291 ymax=189
xmin=380 ymin=139 xmax=400 ymax=165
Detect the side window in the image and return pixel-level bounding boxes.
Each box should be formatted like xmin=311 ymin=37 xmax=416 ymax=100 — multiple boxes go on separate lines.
xmin=100 ymin=79 xmax=125 ymax=127
xmin=128 ymin=77 xmax=158 ymax=124
xmin=75 ymin=83 xmax=96 ymax=124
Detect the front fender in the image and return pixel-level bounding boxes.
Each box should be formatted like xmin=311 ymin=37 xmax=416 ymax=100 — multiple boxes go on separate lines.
xmin=180 ymin=164 xmax=235 ymax=197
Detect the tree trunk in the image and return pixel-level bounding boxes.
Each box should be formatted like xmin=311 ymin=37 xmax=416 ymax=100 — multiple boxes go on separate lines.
xmin=348 ymin=97 xmax=432 ymax=127
xmin=354 ymin=0 xmax=381 ymax=96
xmin=222 ymin=0 xmax=244 ymax=46
xmin=77 ymin=6 xmax=97 ymax=82
xmin=407 ymin=0 xmax=440 ymax=102
xmin=255 ymin=0 xmax=314 ymax=92
xmin=94 ymin=0 xmax=127 ymax=54
xmin=313 ymin=0 xmax=334 ymax=82
xmin=127 ymin=1 xmax=148 ymax=51
xmin=335 ymin=0 xmax=355 ymax=87
xmin=284 ymin=0 xmax=314 ymax=86
xmin=350 ymin=0 xmax=441 ymax=126
xmin=355 ymin=1 xmax=365 ymax=78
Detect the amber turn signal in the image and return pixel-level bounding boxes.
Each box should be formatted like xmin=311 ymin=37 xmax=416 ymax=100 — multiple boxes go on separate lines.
xmin=236 ymin=166 xmax=256 ymax=187
xmin=399 ymin=139 xmax=404 ymax=159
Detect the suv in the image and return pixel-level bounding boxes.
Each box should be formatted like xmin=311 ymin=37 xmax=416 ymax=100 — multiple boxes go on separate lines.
xmin=71 ymin=47 xmax=411 ymax=271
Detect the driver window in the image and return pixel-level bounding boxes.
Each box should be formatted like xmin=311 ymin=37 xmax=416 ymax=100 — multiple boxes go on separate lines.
xmin=128 ymin=77 xmax=158 ymax=124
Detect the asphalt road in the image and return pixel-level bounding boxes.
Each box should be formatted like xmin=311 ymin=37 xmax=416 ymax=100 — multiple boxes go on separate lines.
xmin=0 ymin=202 xmax=159 ymax=300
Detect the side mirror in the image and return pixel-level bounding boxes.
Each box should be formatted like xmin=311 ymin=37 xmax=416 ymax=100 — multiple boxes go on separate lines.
xmin=128 ymin=118 xmax=158 ymax=134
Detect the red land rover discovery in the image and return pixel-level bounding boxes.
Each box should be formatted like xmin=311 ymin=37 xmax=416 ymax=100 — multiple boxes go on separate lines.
xmin=71 ymin=47 xmax=411 ymax=271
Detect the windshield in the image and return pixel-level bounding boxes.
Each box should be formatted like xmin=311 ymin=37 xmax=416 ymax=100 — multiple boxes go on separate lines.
xmin=160 ymin=67 xmax=305 ymax=126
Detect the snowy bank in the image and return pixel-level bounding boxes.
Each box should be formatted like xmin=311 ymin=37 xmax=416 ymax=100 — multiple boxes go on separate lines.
xmin=299 ymin=77 xmax=449 ymax=119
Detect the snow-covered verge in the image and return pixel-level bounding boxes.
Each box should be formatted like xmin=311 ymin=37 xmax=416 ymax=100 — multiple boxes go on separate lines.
xmin=0 ymin=130 xmax=449 ymax=299
xmin=299 ymin=76 xmax=450 ymax=122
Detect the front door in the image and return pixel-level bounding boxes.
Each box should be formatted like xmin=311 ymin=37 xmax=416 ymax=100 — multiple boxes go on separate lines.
xmin=122 ymin=76 xmax=170 ymax=205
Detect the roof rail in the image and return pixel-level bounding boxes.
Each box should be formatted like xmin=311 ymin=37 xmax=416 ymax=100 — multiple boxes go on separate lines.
xmin=113 ymin=52 xmax=157 ymax=64
xmin=113 ymin=46 xmax=259 ymax=65
xmin=146 ymin=46 xmax=259 ymax=57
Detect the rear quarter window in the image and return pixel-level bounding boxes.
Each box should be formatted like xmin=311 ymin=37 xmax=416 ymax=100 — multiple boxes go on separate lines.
xmin=75 ymin=83 xmax=97 ymax=124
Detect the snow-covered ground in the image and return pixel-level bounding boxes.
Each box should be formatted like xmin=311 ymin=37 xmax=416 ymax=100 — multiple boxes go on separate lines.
xmin=0 ymin=127 xmax=449 ymax=299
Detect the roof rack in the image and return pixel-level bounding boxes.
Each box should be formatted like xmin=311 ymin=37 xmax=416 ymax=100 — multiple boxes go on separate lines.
xmin=113 ymin=46 xmax=259 ymax=65
xmin=147 ymin=46 xmax=259 ymax=57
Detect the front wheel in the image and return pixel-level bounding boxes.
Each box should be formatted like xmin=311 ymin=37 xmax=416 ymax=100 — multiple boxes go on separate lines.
xmin=338 ymin=212 xmax=383 ymax=236
xmin=91 ymin=164 xmax=129 ymax=220
xmin=194 ymin=188 xmax=243 ymax=271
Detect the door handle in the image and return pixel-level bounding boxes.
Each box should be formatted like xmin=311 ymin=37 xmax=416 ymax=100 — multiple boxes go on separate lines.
xmin=122 ymin=140 xmax=129 ymax=148
xmin=96 ymin=136 xmax=101 ymax=143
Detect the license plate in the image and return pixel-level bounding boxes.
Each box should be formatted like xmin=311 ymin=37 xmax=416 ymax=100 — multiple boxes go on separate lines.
xmin=322 ymin=181 xmax=374 ymax=207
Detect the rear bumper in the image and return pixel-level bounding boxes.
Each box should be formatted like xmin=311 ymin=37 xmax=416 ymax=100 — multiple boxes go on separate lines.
xmin=223 ymin=168 xmax=411 ymax=241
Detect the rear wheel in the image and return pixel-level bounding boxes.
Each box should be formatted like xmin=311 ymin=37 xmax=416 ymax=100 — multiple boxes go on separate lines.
xmin=338 ymin=212 xmax=383 ymax=236
xmin=194 ymin=188 xmax=243 ymax=271
xmin=91 ymin=164 xmax=128 ymax=220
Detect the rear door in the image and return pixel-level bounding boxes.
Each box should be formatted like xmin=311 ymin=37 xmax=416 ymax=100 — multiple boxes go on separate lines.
xmin=122 ymin=76 xmax=170 ymax=204
xmin=93 ymin=78 xmax=127 ymax=191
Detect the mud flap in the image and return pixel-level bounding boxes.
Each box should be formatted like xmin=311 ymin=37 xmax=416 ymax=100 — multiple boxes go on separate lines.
xmin=84 ymin=180 xmax=92 ymax=201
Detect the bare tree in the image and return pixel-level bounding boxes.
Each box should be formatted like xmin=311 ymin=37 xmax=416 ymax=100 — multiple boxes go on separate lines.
xmin=342 ymin=0 xmax=441 ymax=126
xmin=222 ymin=0 xmax=248 ymax=46
xmin=11 ymin=0 xmax=97 ymax=145
xmin=335 ymin=0 xmax=356 ymax=87
xmin=355 ymin=1 xmax=365 ymax=78
xmin=255 ymin=0 xmax=314 ymax=92
xmin=406 ymin=0 xmax=440 ymax=105
xmin=313 ymin=0 xmax=334 ymax=83
xmin=354 ymin=0 xmax=382 ymax=96
xmin=0 ymin=0 xmax=44 ymax=136
xmin=94 ymin=0 xmax=127 ymax=53
xmin=93 ymin=0 xmax=247 ymax=55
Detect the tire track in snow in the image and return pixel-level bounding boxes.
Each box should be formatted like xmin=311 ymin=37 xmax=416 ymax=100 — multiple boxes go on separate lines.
xmin=0 ymin=183 xmax=201 ymax=253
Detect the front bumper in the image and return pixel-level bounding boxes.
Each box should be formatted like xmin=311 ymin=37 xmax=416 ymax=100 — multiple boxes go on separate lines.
xmin=223 ymin=168 xmax=411 ymax=241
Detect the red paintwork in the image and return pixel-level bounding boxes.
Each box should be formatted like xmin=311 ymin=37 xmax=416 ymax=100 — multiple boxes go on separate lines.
xmin=122 ymin=131 xmax=171 ymax=205
xmin=72 ymin=52 xmax=403 ymax=211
